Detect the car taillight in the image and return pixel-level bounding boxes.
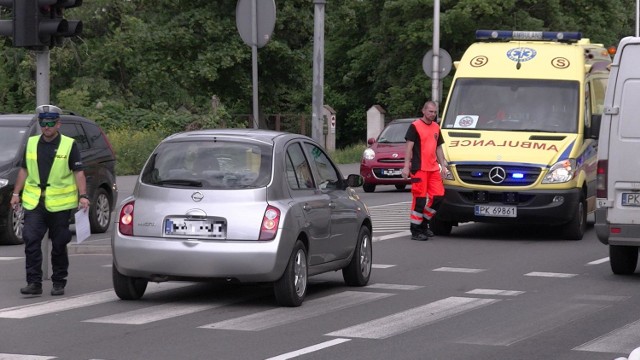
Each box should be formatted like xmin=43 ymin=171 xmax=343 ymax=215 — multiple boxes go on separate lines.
xmin=596 ymin=160 xmax=607 ymax=198
xmin=259 ymin=205 xmax=280 ymax=241
xmin=118 ymin=201 xmax=135 ymax=236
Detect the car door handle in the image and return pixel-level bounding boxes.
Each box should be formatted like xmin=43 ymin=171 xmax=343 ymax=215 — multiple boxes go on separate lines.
xmin=328 ymin=202 xmax=336 ymax=209
xmin=303 ymin=204 xmax=310 ymax=211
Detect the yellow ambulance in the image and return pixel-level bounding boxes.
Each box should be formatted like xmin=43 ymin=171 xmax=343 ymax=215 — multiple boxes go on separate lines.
xmin=434 ymin=30 xmax=612 ymax=240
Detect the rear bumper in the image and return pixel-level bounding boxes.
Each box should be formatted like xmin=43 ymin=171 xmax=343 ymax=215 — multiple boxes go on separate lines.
xmin=594 ymin=208 xmax=640 ymax=246
xmin=438 ymin=185 xmax=580 ymax=225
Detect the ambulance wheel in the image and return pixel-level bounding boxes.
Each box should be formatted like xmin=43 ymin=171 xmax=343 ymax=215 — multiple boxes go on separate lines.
xmin=431 ymin=217 xmax=453 ymax=236
xmin=563 ymin=194 xmax=586 ymax=240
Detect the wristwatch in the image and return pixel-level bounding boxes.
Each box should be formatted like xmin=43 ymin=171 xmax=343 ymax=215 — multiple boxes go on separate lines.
xmin=79 ymin=194 xmax=90 ymax=200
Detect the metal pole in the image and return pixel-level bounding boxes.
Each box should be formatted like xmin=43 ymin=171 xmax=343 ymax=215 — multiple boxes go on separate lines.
xmin=636 ymin=0 xmax=639 ymax=37
xmin=431 ymin=0 xmax=440 ymax=107
xmin=36 ymin=48 xmax=51 ymax=280
xmin=311 ymin=0 xmax=325 ymax=144
xmin=251 ymin=0 xmax=259 ymax=128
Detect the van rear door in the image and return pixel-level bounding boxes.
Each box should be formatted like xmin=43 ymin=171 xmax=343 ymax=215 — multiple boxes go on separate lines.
xmin=606 ymin=40 xmax=640 ymax=225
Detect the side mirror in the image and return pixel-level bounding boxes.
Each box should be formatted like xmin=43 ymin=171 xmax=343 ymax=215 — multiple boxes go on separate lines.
xmin=346 ymin=174 xmax=364 ymax=188
xmin=590 ymin=114 xmax=602 ymax=139
xmin=367 ymin=138 xmax=376 ymax=145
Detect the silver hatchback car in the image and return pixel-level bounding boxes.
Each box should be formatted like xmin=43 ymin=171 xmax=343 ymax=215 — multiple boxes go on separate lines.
xmin=112 ymin=129 xmax=372 ymax=306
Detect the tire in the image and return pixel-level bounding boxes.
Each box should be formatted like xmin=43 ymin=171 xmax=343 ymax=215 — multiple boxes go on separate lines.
xmin=610 ymin=245 xmax=639 ymax=275
xmin=563 ymin=194 xmax=586 ymax=240
xmin=363 ymin=183 xmax=376 ymax=193
xmin=430 ymin=216 xmax=453 ymax=236
xmin=112 ymin=265 xmax=148 ymax=300
xmin=274 ymin=241 xmax=308 ymax=307
xmin=394 ymin=184 xmax=406 ymax=191
xmin=342 ymin=226 xmax=372 ymax=286
xmin=89 ymin=188 xmax=111 ymax=233
xmin=1 ymin=205 xmax=24 ymax=245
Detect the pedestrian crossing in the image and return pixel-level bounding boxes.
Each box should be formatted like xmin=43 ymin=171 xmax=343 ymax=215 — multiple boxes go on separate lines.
xmin=368 ymin=201 xmax=411 ymax=233
xmin=1 ymin=278 xmax=639 ymax=359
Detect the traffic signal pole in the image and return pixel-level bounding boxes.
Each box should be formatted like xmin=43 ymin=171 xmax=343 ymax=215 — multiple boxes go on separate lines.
xmin=36 ymin=49 xmax=50 ymax=105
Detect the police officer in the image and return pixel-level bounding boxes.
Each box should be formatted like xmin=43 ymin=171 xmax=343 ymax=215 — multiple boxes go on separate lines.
xmin=10 ymin=105 xmax=90 ymax=296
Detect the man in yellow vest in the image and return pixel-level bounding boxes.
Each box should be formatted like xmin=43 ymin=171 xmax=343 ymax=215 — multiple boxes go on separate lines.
xmin=9 ymin=105 xmax=90 ymax=296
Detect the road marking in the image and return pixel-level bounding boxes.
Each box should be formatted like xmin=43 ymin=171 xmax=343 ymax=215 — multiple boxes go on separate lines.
xmin=433 ymin=267 xmax=486 ymax=273
xmin=0 ymin=283 xmax=189 ymax=319
xmin=524 ymin=271 xmax=577 ymax=278
xmin=264 ymin=338 xmax=351 ymax=360
xmin=326 ymin=296 xmax=499 ymax=339
xmin=574 ymin=318 xmax=640 ymax=354
xmin=0 ymin=355 xmax=55 ymax=360
xmin=0 ymin=257 xmax=22 ymax=261
xmin=200 ymin=291 xmax=392 ymax=331
xmin=587 ymin=257 xmax=609 ymax=265
xmin=369 ymin=202 xmax=410 ymax=233
xmin=466 ymin=289 xmax=524 ymax=296
xmin=365 ymin=283 xmax=423 ymax=291
xmin=372 ymin=264 xmax=395 ymax=269
xmin=373 ymin=230 xmax=410 ymax=242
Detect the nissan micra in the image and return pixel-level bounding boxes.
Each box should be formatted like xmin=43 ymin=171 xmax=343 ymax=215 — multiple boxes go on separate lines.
xmin=112 ymin=129 xmax=372 ymax=306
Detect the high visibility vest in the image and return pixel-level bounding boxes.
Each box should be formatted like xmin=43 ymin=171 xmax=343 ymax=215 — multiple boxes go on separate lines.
xmin=412 ymin=119 xmax=441 ymax=172
xmin=22 ymin=135 xmax=78 ymax=211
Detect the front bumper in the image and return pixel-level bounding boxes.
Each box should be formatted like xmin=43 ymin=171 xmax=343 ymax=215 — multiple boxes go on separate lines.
xmin=437 ymin=185 xmax=581 ymax=225
xmin=360 ymin=162 xmax=411 ymax=186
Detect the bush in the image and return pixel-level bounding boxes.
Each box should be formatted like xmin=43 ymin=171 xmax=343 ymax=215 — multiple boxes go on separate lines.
xmin=330 ymin=142 xmax=366 ymax=164
xmin=108 ymin=128 xmax=166 ymax=175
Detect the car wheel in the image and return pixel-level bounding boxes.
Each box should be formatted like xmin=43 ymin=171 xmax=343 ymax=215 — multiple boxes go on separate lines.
xmin=342 ymin=226 xmax=372 ymax=286
xmin=274 ymin=240 xmax=308 ymax=307
xmin=1 ymin=205 xmax=24 ymax=245
xmin=430 ymin=216 xmax=453 ymax=236
xmin=363 ymin=183 xmax=376 ymax=193
xmin=563 ymin=194 xmax=586 ymax=240
xmin=394 ymin=184 xmax=406 ymax=190
xmin=112 ymin=265 xmax=148 ymax=300
xmin=610 ymin=245 xmax=638 ymax=275
xmin=90 ymin=188 xmax=111 ymax=233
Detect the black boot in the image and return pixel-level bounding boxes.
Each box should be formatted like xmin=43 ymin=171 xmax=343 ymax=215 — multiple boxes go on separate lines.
xmin=410 ymin=224 xmax=429 ymax=241
xmin=422 ymin=221 xmax=435 ymax=238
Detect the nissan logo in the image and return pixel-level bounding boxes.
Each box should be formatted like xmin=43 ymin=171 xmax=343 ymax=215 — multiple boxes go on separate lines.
xmin=488 ymin=167 xmax=507 ymax=184
xmin=392 ymin=153 xmax=399 ymax=158
xmin=191 ymin=192 xmax=204 ymax=202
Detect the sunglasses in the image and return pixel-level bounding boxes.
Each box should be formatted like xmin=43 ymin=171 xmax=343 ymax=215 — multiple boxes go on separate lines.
xmin=39 ymin=120 xmax=58 ymax=128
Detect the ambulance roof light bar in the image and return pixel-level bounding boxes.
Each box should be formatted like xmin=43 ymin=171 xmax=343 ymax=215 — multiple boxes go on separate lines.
xmin=475 ymin=30 xmax=582 ymax=43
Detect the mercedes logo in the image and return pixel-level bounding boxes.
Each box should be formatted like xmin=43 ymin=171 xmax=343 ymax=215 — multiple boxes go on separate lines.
xmin=191 ymin=191 xmax=204 ymax=202
xmin=488 ymin=167 xmax=507 ymax=184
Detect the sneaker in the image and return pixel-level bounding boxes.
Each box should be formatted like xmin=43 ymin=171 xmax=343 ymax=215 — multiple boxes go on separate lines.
xmin=411 ymin=232 xmax=429 ymax=241
xmin=20 ymin=283 xmax=42 ymax=295
xmin=51 ymin=284 xmax=65 ymax=296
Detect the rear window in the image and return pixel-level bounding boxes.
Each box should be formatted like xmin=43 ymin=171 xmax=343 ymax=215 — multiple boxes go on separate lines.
xmin=140 ymin=139 xmax=273 ymax=189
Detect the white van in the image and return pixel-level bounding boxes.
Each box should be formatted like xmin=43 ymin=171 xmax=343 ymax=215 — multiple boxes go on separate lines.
xmin=595 ymin=36 xmax=640 ymax=274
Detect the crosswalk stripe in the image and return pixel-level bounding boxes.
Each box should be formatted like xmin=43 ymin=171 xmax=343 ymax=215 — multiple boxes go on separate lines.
xmin=326 ymin=296 xmax=499 ymax=339
xmin=433 ymin=267 xmax=486 ymax=273
xmin=0 ymin=354 xmax=56 ymax=360
xmin=0 ymin=283 xmax=189 ymax=319
xmin=0 ymin=257 xmax=22 ymax=261
xmin=200 ymin=291 xmax=392 ymax=331
xmin=264 ymin=338 xmax=351 ymax=360
xmin=466 ymin=289 xmax=524 ymax=296
xmin=365 ymin=283 xmax=424 ymax=291
xmin=524 ymin=271 xmax=577 ymax=278
xmin=369 ymin=202 xmax=410 ymax=233
xmin=573 ymin=318 xmax=640 ymax=354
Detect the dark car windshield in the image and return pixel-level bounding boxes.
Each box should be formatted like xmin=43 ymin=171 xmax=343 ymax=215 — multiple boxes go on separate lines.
xmin=0 ymin=126 xmax=30 ymax=166
xmin=442 ymin=78 xmax=579 ymax=133
xmin=377 ymin=121 xmax=412 ymax=143
xmin=141 ymin=139 xmax=273 ymax=189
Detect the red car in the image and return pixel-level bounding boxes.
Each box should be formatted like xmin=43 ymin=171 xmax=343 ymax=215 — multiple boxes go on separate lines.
xmin=360 ymin=118 xmax=414 ymax=193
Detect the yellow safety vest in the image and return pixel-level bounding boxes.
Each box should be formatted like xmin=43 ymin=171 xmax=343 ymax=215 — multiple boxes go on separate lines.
xmin=22 ymin=135 xmax=78 ymax=211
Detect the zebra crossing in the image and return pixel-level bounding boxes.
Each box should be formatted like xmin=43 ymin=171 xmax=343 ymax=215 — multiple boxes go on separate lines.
xmin=368 ymin=201 xmax=411 ymax=233
xmin=1 ymin=276 xmax=639 ymax=359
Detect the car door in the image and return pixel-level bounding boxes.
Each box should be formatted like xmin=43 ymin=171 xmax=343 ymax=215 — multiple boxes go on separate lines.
xmin=59 ymin=120 xmax=98 ymax=196
xmin=303 ymin=142 xmax=359 ymax=262
xmin=285 ymin=142 xmax=331 ymax=266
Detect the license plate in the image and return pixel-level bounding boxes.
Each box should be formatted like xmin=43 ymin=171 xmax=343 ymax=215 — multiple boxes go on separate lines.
xmin=474 ymin=205 xmax=517 ymax=218
xmin=164 ymin=218 xmax=226 ymax=238
xmin=621 ymin=193 xmax=640 ymax=207
xmin=383 ymin=169 xmax=401 ymax=176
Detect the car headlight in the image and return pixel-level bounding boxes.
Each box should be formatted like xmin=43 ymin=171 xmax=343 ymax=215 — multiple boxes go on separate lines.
xmin=542 ymin=159 xmax=576 ymax=184
xmin=363 ymin=148 xmax=375 ymax=160
xmin=0 ymin=178 xmax=7 ymax=188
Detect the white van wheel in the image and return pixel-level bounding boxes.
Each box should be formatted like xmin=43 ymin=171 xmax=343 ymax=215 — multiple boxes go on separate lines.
xmin=610 ymin=245 xmax=638 ymax=275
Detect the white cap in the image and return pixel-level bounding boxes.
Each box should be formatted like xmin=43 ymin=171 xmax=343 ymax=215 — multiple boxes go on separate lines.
xmin=35 ymin=104 xmax=62 ymax=119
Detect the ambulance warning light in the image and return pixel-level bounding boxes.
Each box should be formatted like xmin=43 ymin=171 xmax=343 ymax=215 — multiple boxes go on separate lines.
xmin=476 ymin=30 xmax=582 ymax=43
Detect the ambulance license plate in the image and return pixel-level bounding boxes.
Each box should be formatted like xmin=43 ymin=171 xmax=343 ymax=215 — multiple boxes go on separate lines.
xmin=621 ymin=193 xmax=640 ymax=207
xmin=474 ymin=205 xmax=517 ymax=218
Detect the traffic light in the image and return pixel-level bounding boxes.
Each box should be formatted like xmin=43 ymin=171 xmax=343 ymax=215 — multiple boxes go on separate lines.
xmin=0 ymin=0 xmax=82 ymax=48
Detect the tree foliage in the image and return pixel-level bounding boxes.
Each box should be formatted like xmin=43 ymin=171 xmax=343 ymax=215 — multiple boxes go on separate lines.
xmin=0 ymin=0 xmax=635 ymax=145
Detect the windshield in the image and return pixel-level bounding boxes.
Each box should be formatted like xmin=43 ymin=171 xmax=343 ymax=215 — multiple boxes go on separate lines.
xmin=378 ymin=121 xmax=411 ymax=143
xmin=442 ymin=79 xmax=579 ymax=133
xmin=0 ymin=126 xmax=29 ymax=166
xmin=140 ymin=139 xmax=273 ymax=189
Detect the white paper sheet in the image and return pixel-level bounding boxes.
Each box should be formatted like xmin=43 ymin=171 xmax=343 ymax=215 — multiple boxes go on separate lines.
xmin=74 ymin=209 xmax=91 ymax=244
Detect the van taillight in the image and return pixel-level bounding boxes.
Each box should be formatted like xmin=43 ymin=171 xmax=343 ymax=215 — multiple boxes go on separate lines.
xmin=118 ymin=201 xmax=135 ymax=236
xmin=596 ymin=160 xmax=608 ymax=198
